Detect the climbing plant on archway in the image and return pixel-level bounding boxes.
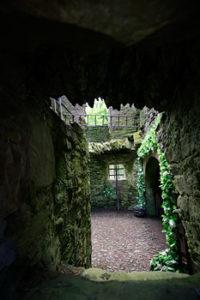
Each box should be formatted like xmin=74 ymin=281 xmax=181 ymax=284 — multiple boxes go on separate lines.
xmin=136 ymin=115 xmax=180 ymax=272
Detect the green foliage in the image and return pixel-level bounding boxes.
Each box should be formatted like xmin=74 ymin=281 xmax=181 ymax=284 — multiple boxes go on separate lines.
xmin=150 ymin=147 xmax=179 ymax=272
xmin=136 ymin=159 xmax=146 ymax=208
xmin=136 ymin=115 xmax=161 ymax=208
xmin=86 ymin=98 xmax=108 ymax=125
xmin=137 ymin=115 xmax=161 ymax=158
xmin=150 ymin=249 xmax=179 ymax=272
xmin=136 ymin=114 xmax=180 ymax=272
xmin=103 ymin=187 xmax=116 ymax=198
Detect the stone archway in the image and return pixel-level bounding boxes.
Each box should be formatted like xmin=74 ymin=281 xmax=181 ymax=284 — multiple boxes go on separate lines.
xmin=145 ymin=157 xmax=163 ymax=217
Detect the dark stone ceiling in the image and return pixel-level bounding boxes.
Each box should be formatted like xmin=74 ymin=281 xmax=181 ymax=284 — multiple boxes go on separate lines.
xmin=0 ymin=0 xmax=200 ymax=111
xmin=2 ymin=0 xmax=199 ymax=46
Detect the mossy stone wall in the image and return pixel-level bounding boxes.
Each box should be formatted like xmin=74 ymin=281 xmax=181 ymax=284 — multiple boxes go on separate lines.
xmin=0 ymin=105 xmax=91 ymax=272
xmin=54 ymin=121 xmax=91 ymax=268
xmin=157 ymin=99 xmax=200 ymax=273
xmin=90 ymin=151 xmax=138 ymax=210
xmin=140 ymin=107 xmax=159 ymax=137
xmin=86 ymin=104 xmax=141 ymax=143
xmin=86 ymin=126 xmax=110 ymax=142
xmin=109 ymin=104 xmax=140 ymax=140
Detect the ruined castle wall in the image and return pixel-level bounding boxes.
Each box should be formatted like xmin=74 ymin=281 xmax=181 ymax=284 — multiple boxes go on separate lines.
xmin=90 ymin=151 xmax=138 ymax=210
xmin=86 ymin=126 xmax=110 ymax=142
xmin=140 ymin=107 xmax=159 ymax=137
xmin=0 ymin=104 xmax=91 ymax=272
xmin=157 ymin=98 xmax=200 ymax=273
xmin=108 ymin=104 xmax=140 ymax=140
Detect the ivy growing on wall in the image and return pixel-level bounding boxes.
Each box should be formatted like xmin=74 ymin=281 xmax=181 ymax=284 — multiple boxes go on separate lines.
xmin=136 ymin=116 xmax=161 ymax=208
xmin=136 ymin=161 xmax=146 ymax=209
xmin=136 ymin=115 xmax=180 ymax=272
xmin=103 ymin=187 xmax=115 ymax=198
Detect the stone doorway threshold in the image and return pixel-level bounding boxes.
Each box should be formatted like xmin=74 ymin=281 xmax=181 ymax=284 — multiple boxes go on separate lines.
xmin=23 ymin=268 xmax=200 ymax=300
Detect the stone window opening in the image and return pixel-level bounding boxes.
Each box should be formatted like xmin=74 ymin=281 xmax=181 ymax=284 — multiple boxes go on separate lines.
xmin=108 ymin=164 xmax=126 ymax=180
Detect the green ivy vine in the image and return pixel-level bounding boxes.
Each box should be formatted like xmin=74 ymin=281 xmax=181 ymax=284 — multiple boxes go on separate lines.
xmin=103 ymin=187 xmax=115 ymax=198
xmin=136 ymin=114 xmax=180 ymax=272
xmin=136 ymin=116 xmax=161 ymax=208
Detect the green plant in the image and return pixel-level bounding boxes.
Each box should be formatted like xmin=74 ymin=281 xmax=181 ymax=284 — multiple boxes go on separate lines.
xmin=136 ymin=116 xmax=161 ymax=208
xmin=136 ymin=159 xmax=146 ymax=208
xmin=150 ymin=249 xmax=179 ymax=272
xmin=103 ymin=187 xmax=115 ymax=198
xmin=136 ymin=114 xmax=180 ymax=272
xmin=86 ymin=98 xmax=108 ymax=125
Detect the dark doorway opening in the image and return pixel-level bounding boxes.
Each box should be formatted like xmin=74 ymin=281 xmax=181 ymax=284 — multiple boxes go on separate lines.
xmin=145 ymin=157 xmax=163 ymax=217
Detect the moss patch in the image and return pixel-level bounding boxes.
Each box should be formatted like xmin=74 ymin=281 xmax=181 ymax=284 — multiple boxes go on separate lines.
xmin=82 ymin=268 xmax=189 ymax=282
xmin=89 ymin=150 xmax=138 ymax=210
xmin=89 ymin=138 xmax=135 ymax=155
xmin=14 ymin=112 xmax=91 ymax=272
xmin=22 ymin=271 xmax=200 ymax=300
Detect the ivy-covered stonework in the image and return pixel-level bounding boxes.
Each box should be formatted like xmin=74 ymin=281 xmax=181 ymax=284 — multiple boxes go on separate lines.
xmin=136 ymin=115 xmax=180 ymax=272
xmin=87 ymin=104 xmax=141 ymax=210
xmin=157 ymin=99 xmax=200 ymax=273
xmin=1 ymin=9 xmax=200 ymax=291
xmin=89 ymin=150 xmax=138 ymax=210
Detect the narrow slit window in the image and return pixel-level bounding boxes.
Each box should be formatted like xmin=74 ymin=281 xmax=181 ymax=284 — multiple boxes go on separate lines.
xmin=109 ymin=164 xmax=125 ymax=180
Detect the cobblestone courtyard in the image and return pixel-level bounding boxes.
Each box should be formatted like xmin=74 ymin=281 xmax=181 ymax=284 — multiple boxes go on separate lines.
xmin=91 ymin=211 xmax=167 ymax=272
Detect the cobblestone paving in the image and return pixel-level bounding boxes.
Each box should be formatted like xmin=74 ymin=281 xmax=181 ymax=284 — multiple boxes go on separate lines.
xmin=91 ymin=211 xmax=167 ymax=272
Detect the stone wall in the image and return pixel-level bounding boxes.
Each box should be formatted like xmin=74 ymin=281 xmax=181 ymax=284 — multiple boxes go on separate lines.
xmin=53 ymin=120 xmax=91 ymax=268
xmin=89 ymin=151 xmax=138 ymax=210
xmin=86 ymin=126 xmax=110 ymax=142
xmin=50 ymin=95 xmax=87 ymax=126
xmin=1 ymin=8 xmax=200 ymax=276
xmin=140 ymin=106 xmax=159 ymax=137
xmin=50 ymin=98 xmax=141 ymax=144
xmin=0 ymin=104 xmax=91 ymax=273
xmin=109 ymin=104 xmax=140 ymax=140
xmin=87 ymin=104 xmax=141 ymax=211
xmin=86 ymin=104 xmax=140 ymax=143
xmin=157 ymin=98 xmax=200 ymax=273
